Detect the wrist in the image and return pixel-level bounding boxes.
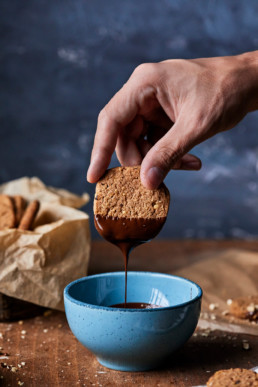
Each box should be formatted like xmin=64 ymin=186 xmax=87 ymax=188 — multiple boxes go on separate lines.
xmin=235 ymin=51 xmax=258 ymax=112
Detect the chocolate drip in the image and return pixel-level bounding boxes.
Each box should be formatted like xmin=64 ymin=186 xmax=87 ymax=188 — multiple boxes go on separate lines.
xmin=94 ymin=215 xmax=166 ymax=305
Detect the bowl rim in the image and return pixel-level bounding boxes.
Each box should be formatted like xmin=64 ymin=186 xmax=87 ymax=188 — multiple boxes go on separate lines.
xmin=64 ymin=271 xmax=202 ymax=312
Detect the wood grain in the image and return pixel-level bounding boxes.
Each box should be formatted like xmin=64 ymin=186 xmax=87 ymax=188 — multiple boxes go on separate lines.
xmin=0 ymin=240 xmax=257 ymax=386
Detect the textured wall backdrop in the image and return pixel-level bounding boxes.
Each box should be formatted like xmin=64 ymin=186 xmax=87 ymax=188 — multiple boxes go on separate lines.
xmin=1 ymin=0 xmax=258 ymax=238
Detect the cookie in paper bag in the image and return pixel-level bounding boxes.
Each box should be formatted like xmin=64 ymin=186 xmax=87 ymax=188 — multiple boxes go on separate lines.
xmin=0 ymin=194 xmax=16 ymax=229
xmin=18 ymin=200 xmax=40 ymax=231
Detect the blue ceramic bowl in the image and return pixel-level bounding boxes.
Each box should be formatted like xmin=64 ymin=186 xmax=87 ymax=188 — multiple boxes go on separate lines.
xmin=64 ymin=272 xmax=202 ymax=371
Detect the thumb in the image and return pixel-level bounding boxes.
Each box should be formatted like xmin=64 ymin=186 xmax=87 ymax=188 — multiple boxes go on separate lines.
xmin=140 ymin=120 xmax=200 ymax=189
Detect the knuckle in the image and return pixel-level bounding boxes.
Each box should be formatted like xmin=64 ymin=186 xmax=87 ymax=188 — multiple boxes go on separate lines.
xmin=98 ymin=107 xmax=107 ymax=122
xmin=97 ymin=107 xmax=111 ymax=127
xmin=132 ymin=62 xmax=160 ymax=80
xmin=158 ymin=145 xmax=184 ymax=169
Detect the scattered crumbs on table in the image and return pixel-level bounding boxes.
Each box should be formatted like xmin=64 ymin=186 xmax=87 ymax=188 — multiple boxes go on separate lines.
xmin=21 ymin=330 xmax=26 ymax=335
xmin=227 ymin=299 xmax=232 ymax=306
xmin=18 ymin=321 xmax=23 ymax=325
xmin=242 ymin=340 xmax=250 ymax=350
xmin=209 ymin=303 xmax=218 ymax=311
xmin=43 ymin=329 xmax=48 ymax=333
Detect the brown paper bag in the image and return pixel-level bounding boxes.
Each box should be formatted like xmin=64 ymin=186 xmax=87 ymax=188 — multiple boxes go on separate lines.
xmin=0 ymin=176 xmax=89 ymax=208
xmin=175 ymin=249 xmax=258 ymax=335
xmin=0 ymin=177 xmax=91 ymax=311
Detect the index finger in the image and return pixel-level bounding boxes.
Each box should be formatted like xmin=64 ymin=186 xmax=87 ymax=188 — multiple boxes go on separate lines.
xmin=87 ymin=81 xmax=139 ymax=183
xmin=87 ymin=63 xmax=160 ymax=183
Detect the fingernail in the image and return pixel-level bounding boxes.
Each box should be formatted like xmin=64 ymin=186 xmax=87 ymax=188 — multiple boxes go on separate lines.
xmin=145 ymin=167 xmax=164 ymax=189
xmin=182 ymin=161 xmax=201 ymax=170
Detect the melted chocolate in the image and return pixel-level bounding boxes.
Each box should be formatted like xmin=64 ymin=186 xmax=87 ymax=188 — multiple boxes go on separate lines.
xmin=110 ymin=302 xmax=160 ymax=309
xmin=94 ymin=215 xmax=166 ymax=305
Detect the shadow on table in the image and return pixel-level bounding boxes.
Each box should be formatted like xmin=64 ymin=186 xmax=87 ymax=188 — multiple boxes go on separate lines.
xmin=158 ymin=332 xmax=256 ymax=372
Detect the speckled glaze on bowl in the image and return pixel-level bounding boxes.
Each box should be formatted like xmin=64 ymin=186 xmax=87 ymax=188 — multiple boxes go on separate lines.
xmin=64 ymin=272 xmax=202 ymax=371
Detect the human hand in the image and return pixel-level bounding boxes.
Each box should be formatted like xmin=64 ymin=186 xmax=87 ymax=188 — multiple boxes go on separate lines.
xmin=87 ymin=51 xmax=258 ymax=189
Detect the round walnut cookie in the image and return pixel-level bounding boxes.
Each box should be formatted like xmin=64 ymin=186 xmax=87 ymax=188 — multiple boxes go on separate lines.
xmin=207 ymin=368 xmax=258 ymax=387
xmin=94 ymin=166 xmax=170 ymax=219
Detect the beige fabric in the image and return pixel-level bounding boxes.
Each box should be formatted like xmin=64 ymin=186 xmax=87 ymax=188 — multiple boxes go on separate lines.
xmin=175 ymin=249 xmax=258 ymax=335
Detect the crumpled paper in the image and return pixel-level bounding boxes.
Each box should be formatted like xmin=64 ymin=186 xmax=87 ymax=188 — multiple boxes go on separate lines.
xmin=0 ymin=176 xmax=89 ymax=208
xmin=0 ymin=177 xmax=91 ymax=311
xmin=175 ymin=249 xmax=258 ymax=336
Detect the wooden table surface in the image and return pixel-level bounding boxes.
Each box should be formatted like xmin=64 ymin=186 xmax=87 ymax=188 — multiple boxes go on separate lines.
xmin=0 ymin=240 xmax=258 ymax=387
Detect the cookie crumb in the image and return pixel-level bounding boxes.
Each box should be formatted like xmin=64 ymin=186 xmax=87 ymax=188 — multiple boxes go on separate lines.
xmin=43 ymin=310 xmax=52 ymax=317
xmin=242 ymin=340 xmax=250 ymax=350
xmin=209 ymin=303 xmax=218 ymax=311
xmin=247 ymin=304 xmax=255 ymax=313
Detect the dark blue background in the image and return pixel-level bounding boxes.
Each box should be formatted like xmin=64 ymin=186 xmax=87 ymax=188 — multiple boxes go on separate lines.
xmin=1 ymin=0 xmax=258 ymax=239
